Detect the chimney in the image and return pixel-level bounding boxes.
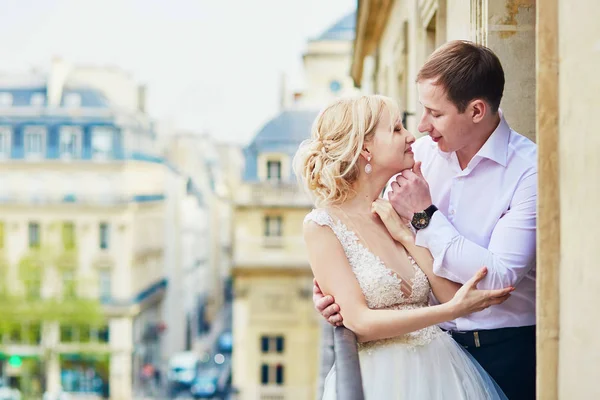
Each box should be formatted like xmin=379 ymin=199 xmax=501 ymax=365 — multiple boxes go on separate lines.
xmin=47 ymin=57 xmax=71 ymax=107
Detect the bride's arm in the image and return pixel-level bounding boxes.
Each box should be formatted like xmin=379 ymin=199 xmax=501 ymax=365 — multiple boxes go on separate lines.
xmin=304 ymin=221 xmax=510 ymax=343
xmin=371 ymin=199 xmax=463 ymax=303
xmin=402 ymin=239 xmax=461 ymax=304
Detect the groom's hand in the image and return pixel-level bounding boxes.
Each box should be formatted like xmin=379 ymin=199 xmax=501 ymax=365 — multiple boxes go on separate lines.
xmin=313 ymin=278 xmax=344 ymax=326
xmin=388 ymin=161 xmax=432 ymax=221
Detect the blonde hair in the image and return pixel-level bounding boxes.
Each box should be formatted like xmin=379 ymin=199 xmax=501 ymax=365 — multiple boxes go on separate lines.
xmin=293 ymin=95 xmax=400 ymax=207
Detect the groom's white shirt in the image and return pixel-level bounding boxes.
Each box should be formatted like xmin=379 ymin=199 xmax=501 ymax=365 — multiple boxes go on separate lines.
xmin=388 ymin=112 xmax=537 ymax=331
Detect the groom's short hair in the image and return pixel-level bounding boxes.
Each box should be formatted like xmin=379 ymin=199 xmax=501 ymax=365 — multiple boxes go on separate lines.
xmin=417 ymin=40 xmax=504 ymax=114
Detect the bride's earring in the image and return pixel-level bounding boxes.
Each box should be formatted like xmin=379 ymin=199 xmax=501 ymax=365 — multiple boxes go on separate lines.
xmin=365 ymin=155 xmax=372 ymax=174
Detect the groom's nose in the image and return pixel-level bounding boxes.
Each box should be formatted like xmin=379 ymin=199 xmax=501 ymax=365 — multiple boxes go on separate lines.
xmin=418 ymin=113 xmax=432 ymax=134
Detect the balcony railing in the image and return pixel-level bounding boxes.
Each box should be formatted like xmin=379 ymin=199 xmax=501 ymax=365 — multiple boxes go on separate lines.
xmin=233 ymin=235 xmax=308 ymax=268
xmin=235 ymin=181 xmax=313 ymax=208
xmin=332 ymin=326 xmax=364 ymax=400
xmin=0 ymin=193 xmax=165 ymax=206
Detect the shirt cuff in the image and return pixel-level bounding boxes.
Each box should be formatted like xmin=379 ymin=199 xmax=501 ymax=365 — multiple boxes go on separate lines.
xmin=415 ymin=211 xmax=461 ymax=279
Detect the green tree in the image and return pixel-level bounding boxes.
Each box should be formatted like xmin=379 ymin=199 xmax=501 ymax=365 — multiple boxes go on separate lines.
xmin=0 ymin=244 xmax=106 ymax=398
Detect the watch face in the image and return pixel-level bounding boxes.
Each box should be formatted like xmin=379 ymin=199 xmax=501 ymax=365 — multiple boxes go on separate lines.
xmin=411 ymin=211 xmax=430 ymax=230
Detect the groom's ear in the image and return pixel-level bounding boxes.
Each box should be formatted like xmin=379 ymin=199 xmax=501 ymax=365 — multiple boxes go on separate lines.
xmin=469 ymin=99 xmax=487 ymax=123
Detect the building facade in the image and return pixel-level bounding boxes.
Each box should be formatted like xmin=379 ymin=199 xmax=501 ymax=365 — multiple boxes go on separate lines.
xmin=232 ymin=109 xmax=320 ymax=400
xmin=163 ymin=132 xmax=241 ymax=358
xmin=351 ymin=0 xmax=535 ymax=142
xmin=231 ymin=12 xmax=357 ymax=400
xmin=0 ymin=60 xmax=203 ymax=400
xmin=351 ymin=0 xmax=600 ymax=398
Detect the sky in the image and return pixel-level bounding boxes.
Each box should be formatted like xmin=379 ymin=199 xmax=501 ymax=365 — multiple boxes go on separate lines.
xmin=0 ymin=0 xmax=356 ymax=144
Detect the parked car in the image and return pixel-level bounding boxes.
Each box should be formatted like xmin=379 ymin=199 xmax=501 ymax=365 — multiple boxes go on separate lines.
xmin=167 ymin=351 xmax=200 ymax=398
xmin=190 ymin=367 xmax=220 ymax=399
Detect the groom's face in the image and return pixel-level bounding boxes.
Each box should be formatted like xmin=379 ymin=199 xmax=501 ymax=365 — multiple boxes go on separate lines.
xmin=417 ymin=79 xmax=473 ymax=154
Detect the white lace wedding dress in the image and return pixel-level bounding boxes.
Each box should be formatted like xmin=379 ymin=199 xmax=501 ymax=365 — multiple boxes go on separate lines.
xmin=305 ymin=209 xmax=506 ymax=400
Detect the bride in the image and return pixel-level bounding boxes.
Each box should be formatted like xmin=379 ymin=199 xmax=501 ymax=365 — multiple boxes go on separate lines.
xmin=294 ymin=95 xmax=510 ymax=399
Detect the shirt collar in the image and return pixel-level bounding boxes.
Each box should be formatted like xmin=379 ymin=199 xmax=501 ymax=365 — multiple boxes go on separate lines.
xmin=474 ymin=109 xmax=510 ymax=167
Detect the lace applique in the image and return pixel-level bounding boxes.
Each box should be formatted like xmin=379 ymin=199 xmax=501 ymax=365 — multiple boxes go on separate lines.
xmin=304 ymin=209 xmax=441 ymax=350
xmin=305 ymin=209 xmax=406 ymax=308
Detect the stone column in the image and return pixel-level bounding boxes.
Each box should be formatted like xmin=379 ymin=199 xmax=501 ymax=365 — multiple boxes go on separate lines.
xmin=109 ymin=317 xmax=133 ymax=400
xmin=538 ymin=0 xmax=600 ymax=398
xmin=43 ymin=322 xmax=61 ymax=393
xmin=536 ymin=0 xmax=559 ymax=398
xmin=486 ymin=0 xmax=537 ymax=142
xmin=556 ymin=0 xmax=600 ymax=397
xmin=45 ymin=353 xmax=60 ymax=394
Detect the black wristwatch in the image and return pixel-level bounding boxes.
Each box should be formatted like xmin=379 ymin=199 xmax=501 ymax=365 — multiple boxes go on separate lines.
xmin=411 ymin=205 xmax=438 ymax=230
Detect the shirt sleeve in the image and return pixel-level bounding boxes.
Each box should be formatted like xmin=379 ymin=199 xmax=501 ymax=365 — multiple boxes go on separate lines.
xmin=415 ymin=171 xmax=537 ymax=289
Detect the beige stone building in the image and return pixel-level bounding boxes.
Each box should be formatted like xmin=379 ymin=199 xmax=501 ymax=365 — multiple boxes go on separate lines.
xmin=0 ymin=61 xmax=205 ymax=400
xmin=351 ymin=0 xmax=600 ymax=398
xmin=231 ymin=12 xmax=357 ymax=400
xmin=163 ymin=132 xmax=242 ymax=356
xmin=352 ymin=0 xmax=535 ymax=142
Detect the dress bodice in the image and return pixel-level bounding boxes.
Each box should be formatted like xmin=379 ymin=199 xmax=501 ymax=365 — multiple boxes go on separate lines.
xmin=305 ymin=208 xmax=443 ymax=350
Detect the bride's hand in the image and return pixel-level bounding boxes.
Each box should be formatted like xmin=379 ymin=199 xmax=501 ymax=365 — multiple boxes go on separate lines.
xmin=371 ymin=198 xmax=415 ymax=244
xmin=448 ymin=267 xmax=515 ymax=318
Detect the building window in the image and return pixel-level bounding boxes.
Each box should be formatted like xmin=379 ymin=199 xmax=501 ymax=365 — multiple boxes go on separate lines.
xmin=0 ymin=126 xmax=11 ymax=158
xmin=60 ymin=325 xmax=74 ymax=342
xmin=28 ymin=222 xmax=40 ymax=248
xmin=259 ymin=364 xmax=285 ymax=385
xmin=99 ymin=223 xmax=110 ymax=249
xmin=60 ymin=325 xmax=109 ymax=343
xmin=23 ymin=126 xmax=46 ymax=159
xmin=276 ymin=365 xmax=284 ymax=385
xmin=260 ymin=335 xmax=285 ymax=354
xmin=98 ymin=270 xmax=111 ymax=302
xmin=96 ymin=325 xmax=109 ymax=343
xmin=4 ymin=323 xmax=44 ymax=345
xmin=264 ymin=216 xmax=282 ymax=237
xmin=7 ymin=325 xmax=22 ymax=344
xmin=0 ymin=92 xmax=13 ymax=107
xmin=260 ymin=364 xmax=269 ymax=385
xmin=62 ymin=222 xmax=76 ymax=250
xmin=30 ymin=93 xmax=45 ymax=106
xmin=59 ymin=126 xmax=82 ymax=159
xmin=266 ymin=160 xmax=282 ymax=181
xmin=24 ymin=270 xmax=42 ymax=300
xmin=62 ymin=270 xmax=76 ymax=299
xmin=25 ymin=323 xmax=42 ymax=345
xmin=64 ymin=93 xmax=81 ymax=108
xmin=276 ymin=336 xmax=285 ymax=352
xmin=91 ymin=127 xmax=114 ymax=159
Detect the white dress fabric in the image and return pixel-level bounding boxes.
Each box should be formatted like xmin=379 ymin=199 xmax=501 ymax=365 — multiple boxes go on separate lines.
xmin=305 ymin=209 xmax=507 ymax=400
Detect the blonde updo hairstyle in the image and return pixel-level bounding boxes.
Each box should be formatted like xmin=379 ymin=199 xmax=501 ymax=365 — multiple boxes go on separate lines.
xmin=293 ymin=95 xmax=400 ymax=207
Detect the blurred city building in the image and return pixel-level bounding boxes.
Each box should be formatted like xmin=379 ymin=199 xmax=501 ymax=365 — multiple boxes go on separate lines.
xmin=163 ymin=132 xmax=242 ymax=358
xmin=0 ymin=58 xmax=206 ymax=400
xmin=230 ymin=12 xmax=356 ymax=400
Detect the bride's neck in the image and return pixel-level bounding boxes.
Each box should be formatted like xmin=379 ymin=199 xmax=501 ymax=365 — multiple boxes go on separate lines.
xmin=339 ymin=172 xmax=390 ymax=214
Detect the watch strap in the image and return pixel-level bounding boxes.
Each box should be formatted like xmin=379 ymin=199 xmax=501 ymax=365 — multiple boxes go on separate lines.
xmin=424 ymin=204 xmax=438 ymax=218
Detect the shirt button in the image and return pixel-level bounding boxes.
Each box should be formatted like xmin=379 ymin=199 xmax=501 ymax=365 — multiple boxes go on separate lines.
xmin=450 ymin=210 xmax=455 ymax=215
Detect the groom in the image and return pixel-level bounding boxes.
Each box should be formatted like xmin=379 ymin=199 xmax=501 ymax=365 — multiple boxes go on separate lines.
xmin=313 ymin=40 xmax=537 ymax=400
